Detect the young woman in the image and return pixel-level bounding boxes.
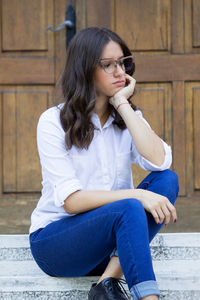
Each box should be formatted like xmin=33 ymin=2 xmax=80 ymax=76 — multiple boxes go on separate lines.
xmin=29 ymin=27 xmax=179 ymax=300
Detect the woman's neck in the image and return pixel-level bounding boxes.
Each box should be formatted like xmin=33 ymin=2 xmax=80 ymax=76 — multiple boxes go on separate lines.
xmin=95 ymin=95 xmax=110 ymax=127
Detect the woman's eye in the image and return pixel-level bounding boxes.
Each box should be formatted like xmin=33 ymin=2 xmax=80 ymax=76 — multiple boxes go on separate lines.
xmin=104 ymin=63 xmax=111 ymax=68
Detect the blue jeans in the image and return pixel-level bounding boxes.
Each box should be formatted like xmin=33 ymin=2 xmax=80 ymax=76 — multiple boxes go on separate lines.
xmin=30 ymin=170 xmax=179 ymax=299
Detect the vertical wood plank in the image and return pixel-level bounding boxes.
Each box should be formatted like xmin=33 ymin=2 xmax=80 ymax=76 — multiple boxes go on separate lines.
xmin=0 ymin=94 xmax=2 ymax=195
xmin=164 ymin=82 xmax=173 ymax=147
xmin=193 ymin=0 xmax=200 ymax=47
xmin=185 ymin=83 xmax=194 ymax=195
xmin=171 ymin=0 xmax=184 ymax=53
xmin=1 ymin=86 xmax=53 ymax=195
xmin=2 ymin=92 xmax=17 ymax=192
xmin=86 ymin=0 xmax=111 ymax=27
xmin=173 ymin=81 xmax=186 ymax=195
xmin=132 ymin=83 xmax=171 ymax=187
xmin=193 ymin=88 xmax=200 ymax=189
xmin=76 ymin=0 xmax=86 ymax=31
xmin=55 ymin=0 xmax=69 ymax=81
xmin=16 ymin=91 xmax=48 ymax=192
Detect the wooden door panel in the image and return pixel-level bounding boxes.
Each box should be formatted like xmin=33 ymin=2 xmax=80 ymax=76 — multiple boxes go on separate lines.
xmin=185 ymin=0 xmax=200 ymax=53
xmin=132 ymin=83 xmax=172 ymax=187
xmin=2 ymin=87 xmax=54 ymax=193
xmin=85 ymin=0 xmax=112 ymax=28
xmin=1 ymin=0 xmax=54 ymax=56
xmin=185 ymin=82 xmax=200 ymax=195
xmin=2 ymin=92 xmax=16 ymax=193
xmin=193 ymin=87 xmax=200 ymax=190
xmin=115 ymin=0 xmax=170 ymax=52
xmin=2 ymin=0 xmax=48 ymax=51
xmin=193 ymin=0 xmax=200 ymax=47
xmin=0 ymin=0 xmax=54 ymax=84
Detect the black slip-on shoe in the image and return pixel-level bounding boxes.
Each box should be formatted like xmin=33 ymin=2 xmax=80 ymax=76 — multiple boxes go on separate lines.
xmin=88 ymin=277 xmax=131 ymax=300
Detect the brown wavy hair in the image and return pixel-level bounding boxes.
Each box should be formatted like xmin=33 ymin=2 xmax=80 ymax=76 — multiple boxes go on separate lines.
xmin=60 ymin=27 xmax=136 ymax=149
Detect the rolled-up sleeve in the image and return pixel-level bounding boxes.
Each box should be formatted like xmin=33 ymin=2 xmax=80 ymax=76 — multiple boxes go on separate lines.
xmin=37 ymin=113 xmax=83 ymax=207
xmin=131 ymin=110 xmax=172 ymax=171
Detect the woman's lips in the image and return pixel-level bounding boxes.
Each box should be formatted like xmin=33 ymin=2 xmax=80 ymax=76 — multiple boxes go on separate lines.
xmin=113 ymin=81 xmax=125 ymax=87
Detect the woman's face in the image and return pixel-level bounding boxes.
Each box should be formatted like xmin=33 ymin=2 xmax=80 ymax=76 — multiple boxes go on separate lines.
xmin=93 ymin=40 xmax=126 ymax=98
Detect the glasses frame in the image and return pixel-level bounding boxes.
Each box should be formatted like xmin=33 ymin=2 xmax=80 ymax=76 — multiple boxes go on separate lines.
xmin=99 ymin=55 xmax=134 ymax=74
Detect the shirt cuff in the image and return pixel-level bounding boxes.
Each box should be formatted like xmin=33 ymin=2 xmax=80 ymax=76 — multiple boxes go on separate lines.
xmin=139 ymin=140 xmax=172 ymax=171
xmin=53 ymin=179 xmax=83 ymax=207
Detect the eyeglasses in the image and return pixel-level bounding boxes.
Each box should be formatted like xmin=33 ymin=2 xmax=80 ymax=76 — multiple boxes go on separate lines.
xmin=99 ymin=55 xmax=134 ymax=74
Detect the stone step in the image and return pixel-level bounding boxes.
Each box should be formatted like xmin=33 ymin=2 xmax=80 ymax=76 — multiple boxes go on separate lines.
xmin=0 ymin=233 xmax=200 ymax=299
xmin=1 ymin=233 xmax=200 ymax=261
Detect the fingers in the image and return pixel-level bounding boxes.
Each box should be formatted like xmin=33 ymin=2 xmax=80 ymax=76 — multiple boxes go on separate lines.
xmin=151 ymin=197 xmax=177 ymax=226
xmin=166 ymin=201 xmax=177 ymax=223
xmin=151 ymin=209 xmax=160 ymax=225
xmin=156 ymin=207 xmax=165 ymax=224
xmin=125 ymin=74 xmax=136 ymax=90
xmin=161 ymin=206 xmax=171 ymax=225
xmin=125 ymin=74 xmax=135 ymax=83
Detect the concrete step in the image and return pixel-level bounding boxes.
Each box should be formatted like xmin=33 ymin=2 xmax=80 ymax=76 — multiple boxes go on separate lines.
xmin=0 ymin=233 xmax=200 ymax=299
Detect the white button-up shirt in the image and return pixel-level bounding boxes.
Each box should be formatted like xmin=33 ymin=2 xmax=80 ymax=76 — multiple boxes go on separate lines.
xmin=30 ymin=104 xmax=172 ymax=233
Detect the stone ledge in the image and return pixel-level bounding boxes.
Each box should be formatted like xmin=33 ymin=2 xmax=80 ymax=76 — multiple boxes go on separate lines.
xmin=1 ymin=233 xmax=200 ymax=300
xmin=0 ymin=290 xmax=200 ymax=300
xmin=1 ymin=233 xmax=200 ymax=261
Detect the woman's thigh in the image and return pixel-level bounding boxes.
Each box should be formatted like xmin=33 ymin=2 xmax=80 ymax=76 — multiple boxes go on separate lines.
xmin=30 ymin=201 xmax=126 ymax=277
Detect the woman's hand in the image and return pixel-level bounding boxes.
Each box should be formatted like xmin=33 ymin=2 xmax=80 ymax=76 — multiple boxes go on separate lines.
xmin=137 ymin=189 xmax=177 ymax=225
xmin=109 ymin=74 xmax=136 ymax=109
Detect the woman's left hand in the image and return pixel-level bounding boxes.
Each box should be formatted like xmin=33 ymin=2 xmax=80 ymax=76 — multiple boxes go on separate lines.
xmin=109 ymin=74 xmax=136 ymax=109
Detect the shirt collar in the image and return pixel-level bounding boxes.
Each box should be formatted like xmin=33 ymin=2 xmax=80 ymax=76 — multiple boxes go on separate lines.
xmin=91 ymin=113 xmax=114 ymax=130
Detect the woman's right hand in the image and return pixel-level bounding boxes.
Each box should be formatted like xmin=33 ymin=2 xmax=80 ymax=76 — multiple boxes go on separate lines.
xmin=136 ymin=189 xmax=177 ymax=225
xmin=109 ymin=74 xmax=136 ymax=109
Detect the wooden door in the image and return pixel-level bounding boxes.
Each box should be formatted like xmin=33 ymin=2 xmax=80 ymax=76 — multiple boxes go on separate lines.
xmin=1 ymin=0 xmax=200 ymax=232
xmin=75 ymin=0 xmax=200 ymax=200
xmin=0 ymin=0 xmax=67 ymax=203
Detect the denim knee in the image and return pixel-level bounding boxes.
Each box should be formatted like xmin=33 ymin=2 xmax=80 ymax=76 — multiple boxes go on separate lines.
xmin=162 ymin=169 xmax=179 ymax=198
xmin=117 ymin=198 xmax=145 ymax=217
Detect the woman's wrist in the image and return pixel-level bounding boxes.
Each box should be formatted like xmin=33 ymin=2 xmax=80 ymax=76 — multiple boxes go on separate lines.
xmin=116 ymin=102 xmax=129 ymax=111
xmin=110 ymin=96 xmax=129 ymax=110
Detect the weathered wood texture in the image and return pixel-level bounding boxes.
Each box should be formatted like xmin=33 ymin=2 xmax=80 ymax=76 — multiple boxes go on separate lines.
xmin=2 ymin=87 xmax=53 ymax=193
xmin=132 ymin=83 xmax=172 ymax=187
xmin=0 ymin=0 xmax=58 ymax=198
xmin=0 ymin=0 xmax=200 ymax=203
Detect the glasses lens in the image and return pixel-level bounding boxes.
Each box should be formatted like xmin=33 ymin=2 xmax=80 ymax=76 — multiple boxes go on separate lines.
xmin=100 ymin=56 xmax=134 ymax=73
xmin=101 ymin=60 xmax=115 ymax=73
xmin=123 ymin=57 xmax=134 ymax=72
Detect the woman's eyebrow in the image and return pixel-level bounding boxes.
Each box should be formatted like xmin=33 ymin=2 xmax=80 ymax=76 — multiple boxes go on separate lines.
xmin=100 ymin=55 xmax=124 ymax=61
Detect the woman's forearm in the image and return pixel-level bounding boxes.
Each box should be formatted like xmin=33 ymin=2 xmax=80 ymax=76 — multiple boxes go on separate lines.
xmin=63 ymin=189 xmax=142 ymax=214
xmin=118 ymin=103 xmax=165 ymax=166
xmin=63 ymin=187 xmax=177 ymax=226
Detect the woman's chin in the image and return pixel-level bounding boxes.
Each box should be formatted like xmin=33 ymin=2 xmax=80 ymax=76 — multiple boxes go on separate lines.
xmin=111 ymin=86 xmax=124 ymax=96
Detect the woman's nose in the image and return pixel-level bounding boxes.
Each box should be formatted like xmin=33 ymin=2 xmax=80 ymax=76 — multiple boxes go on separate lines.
xmin=114 ymin=64 xmax=125 ymax=76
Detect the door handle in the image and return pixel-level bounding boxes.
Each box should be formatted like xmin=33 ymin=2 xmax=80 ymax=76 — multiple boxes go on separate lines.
xmin=47 ymin=4 xmax=76 ymax=50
